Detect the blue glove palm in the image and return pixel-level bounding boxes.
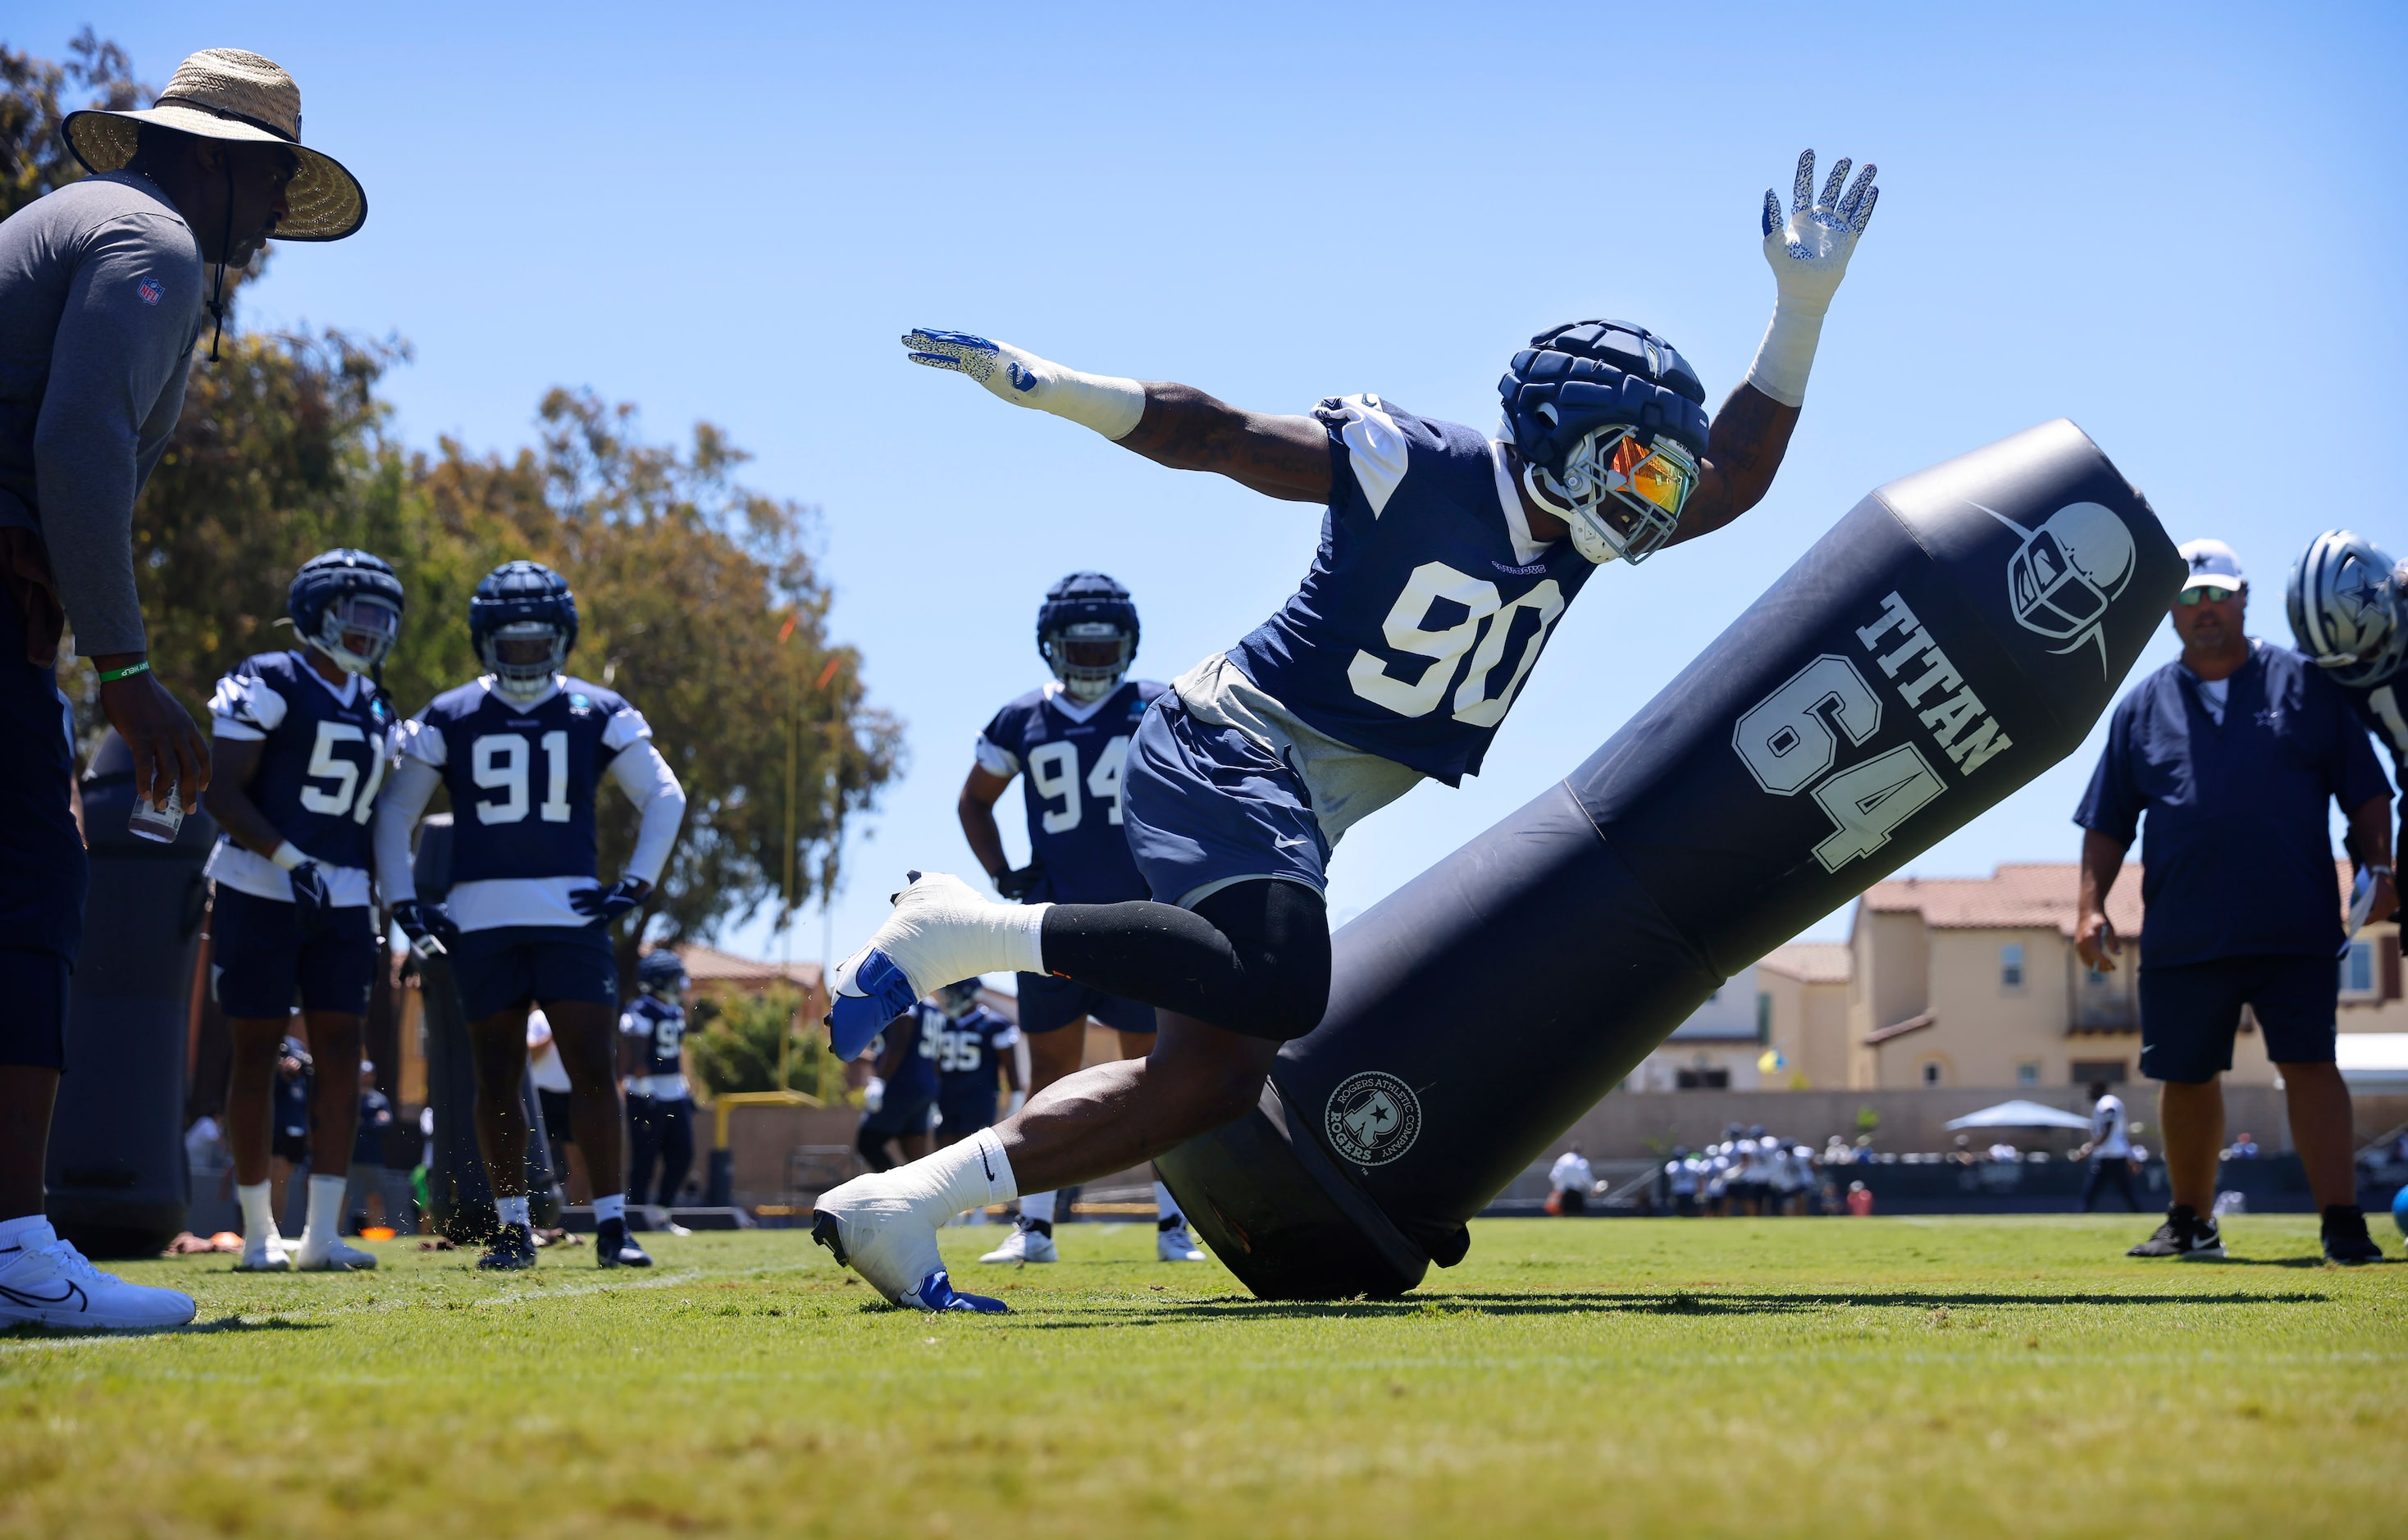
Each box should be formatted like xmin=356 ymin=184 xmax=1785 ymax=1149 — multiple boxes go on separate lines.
xmin=571 ymin=877 xmax=652 ymax=927
xmin=287 ymin=859 xmax=334 ymax=939
xmin=391 ymin=899 xmax=458 ymax=959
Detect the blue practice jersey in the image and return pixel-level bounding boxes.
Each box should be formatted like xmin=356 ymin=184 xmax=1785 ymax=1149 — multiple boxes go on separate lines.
xmin=394 ymin=677 xmax=654 ymax=931
xmin=205 ymin=650 xmax=391 ymax=906
xmin=620 ymin=994 xmax=686 ymax=1078
xmin=974 ymin=678 xmax=1166 ymax=903
xmin=2338 ymin=674 xmax=2408 ymax=786
xmin=1226 ymin=396 xmax=1598 ymax=786
xmin=924 ymin=1003 xmax=1018 ymax=1095
xmin=877 ymin=1011 xmax=942 ymax=1102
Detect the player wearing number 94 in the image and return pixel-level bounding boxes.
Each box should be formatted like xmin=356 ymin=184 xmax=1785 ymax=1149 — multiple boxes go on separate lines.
xmin=203 ymin=549 xmax=404 ymax=1273
xmin=372 ymin=561 xmax=687 ymax=1271
xmin=812 ymin=150 xmax=1882 ymax=1311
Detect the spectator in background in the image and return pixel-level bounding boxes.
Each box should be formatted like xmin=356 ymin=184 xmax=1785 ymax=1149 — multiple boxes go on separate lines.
xmin=855 ymin=1010 xmax=940 ymax=1173
xmin=527 ymin=1009 xmax=588 ymax=1205
xmin=1665 ymin=1148 xmax=1699 ymax=1217
xmin=1548 ymin=1144 xmax=1594 ymax=1216
xmin=2080 ymin=1081 xmax=2140 ymax=1213
xmin=2224 ymin=1132 xmax=2260 ymax=1160
xmin=344 ymin=1060 xmax=393 ymax=1232
xmin=2075 ymin=540 xmax=2393 ymax=1264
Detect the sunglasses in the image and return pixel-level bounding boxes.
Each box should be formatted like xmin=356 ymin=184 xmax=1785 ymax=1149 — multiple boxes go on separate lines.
xmin=2175 ymin=585 xmax=2238 ymax=606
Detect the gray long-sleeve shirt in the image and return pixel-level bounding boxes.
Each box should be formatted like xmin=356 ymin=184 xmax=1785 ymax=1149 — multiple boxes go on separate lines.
xmin=0 ymin=171 xmax=206 ymax=656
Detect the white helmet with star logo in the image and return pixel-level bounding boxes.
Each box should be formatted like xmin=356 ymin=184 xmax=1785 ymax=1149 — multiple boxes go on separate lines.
xmin=2288 ymin=530 xmax=2407 ymax=689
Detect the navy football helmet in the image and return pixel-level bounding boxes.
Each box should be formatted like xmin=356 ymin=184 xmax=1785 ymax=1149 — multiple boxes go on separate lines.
xmin=2288 ymin=530 xmax=2408 ymax=690
xmin=470 ymin=561 xmax=578 ymax=701
xmin=936 ymin=978 xmax=984 ymax=1019
xmin=288 ymin=549 xmax=404 ymax=675
xmin=1498 ymin=320 xmax=1711 ymax=565
xmin=1038 ymin=572 xmax=1138 ymax=702
xmin=636 ymin=949 xmax=687 ymax=998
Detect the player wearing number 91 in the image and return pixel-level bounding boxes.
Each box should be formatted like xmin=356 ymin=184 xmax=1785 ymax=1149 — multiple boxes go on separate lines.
xmin=203 ymin=549 xmax=404 ymax=1273
xmin=811 ymin=150 xmax=1883 ymax=1311
xmin=372 ymin=560 xmax=687 ymax=1271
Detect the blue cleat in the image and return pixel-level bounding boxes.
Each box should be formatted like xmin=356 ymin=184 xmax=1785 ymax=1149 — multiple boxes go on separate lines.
xmin=911 ymin=1269 xmax=1008 ymax=1314
xmin=827 ymin=950 xmax=917 ymax=1059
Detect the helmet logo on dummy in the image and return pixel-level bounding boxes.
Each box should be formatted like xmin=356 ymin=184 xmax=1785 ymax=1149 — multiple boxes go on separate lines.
xmin=1985 ymin=500 xmax=2136 ymax=677
xmin=1325 ymin=1071 xmax=1422 ymax=1167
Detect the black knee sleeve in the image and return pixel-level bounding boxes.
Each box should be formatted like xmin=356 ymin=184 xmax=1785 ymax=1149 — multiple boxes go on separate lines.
xmin=1041 ymin=880 xmax=1329 ymax=1040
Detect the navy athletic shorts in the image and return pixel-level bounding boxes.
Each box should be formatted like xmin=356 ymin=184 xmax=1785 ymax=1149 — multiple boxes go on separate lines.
xmin=1121 ymin=699 xmax=1329 ymax=909
xmin=448 ymin=924 xmax=618 ymax=1020
xmin=211 ymin=885 xmax=380 ymax=1018
xmin=1015 ymin=968 xmax=1156 ymax=1035
xmin=0 ymin=947 xmax=69 ymax=1070
xmin=860 ymin=1088 xmax=937 ymax=1139
xmin=2138 ymin=954 xmax=2337 ymax=1084
xmin=937 ymin=1086 xmax=999 ymax=1137
xmin=0 ymin=581 xmax=86 ymax=996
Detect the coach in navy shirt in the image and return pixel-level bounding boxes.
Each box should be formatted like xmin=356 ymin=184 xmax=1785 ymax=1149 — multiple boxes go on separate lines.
xmin=2073 ymin=539 xmax=2392 ymax=1264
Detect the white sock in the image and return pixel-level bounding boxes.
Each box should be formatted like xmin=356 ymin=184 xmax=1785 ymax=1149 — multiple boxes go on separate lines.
xmin=890 ymin=1128 xmax=1016 ymax=1225
xmin=238 ymin=1180 xmax=278 ymax=1242
xmin=0 ymin=1212 xmax=49 ymax=1251
xmin=496 ymin=1195 xmax=531 ymax=1229
xmin=1020 ymin=1190 xmax=1054 ymax=1226
xmin=1154 ymin=1181 xmax=1181 ymax=1224
xmin=299 ymin=1173 xmax=347 ymax=1248
xmin=593 ymin=1192 xmax=627 ymax=1223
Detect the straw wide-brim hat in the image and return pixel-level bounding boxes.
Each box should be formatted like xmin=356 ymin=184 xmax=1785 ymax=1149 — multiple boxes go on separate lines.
xmin=62 ymin=48 xmax=364 ymax=242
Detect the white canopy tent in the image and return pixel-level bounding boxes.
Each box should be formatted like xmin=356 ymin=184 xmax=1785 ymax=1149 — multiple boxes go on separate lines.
xmin=1942 ymin=1100 xmax=2097 ymax=1132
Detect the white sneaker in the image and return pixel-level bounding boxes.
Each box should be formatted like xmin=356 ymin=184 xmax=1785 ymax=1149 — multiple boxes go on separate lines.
xmin=812 ymin=1173 xmax=1005 ymax=1314
xmin=829 ymin=873 xmax=1029 ymax=1058
xmin=293 ymin=1235 xmax=377 ymax=1272
xmin=237 ymin=1228 xmax=290 ymax=1273
xmin=979 ymin=1224 xmax=1058 ymax=1265
xmin=0 ymin=1223 xmax=197 ymax=1330
xmin=1156 ymin=1222 xmax=1207 ymax=1263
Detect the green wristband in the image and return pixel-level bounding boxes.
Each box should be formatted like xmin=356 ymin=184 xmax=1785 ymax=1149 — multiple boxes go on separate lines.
xmin=96 ymin=659 xmax=150 ymax=683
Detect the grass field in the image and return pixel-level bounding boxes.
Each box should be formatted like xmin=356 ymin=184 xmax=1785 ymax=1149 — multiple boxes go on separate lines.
xmin=2 ymin=1214 xmax=2400 ymax=1538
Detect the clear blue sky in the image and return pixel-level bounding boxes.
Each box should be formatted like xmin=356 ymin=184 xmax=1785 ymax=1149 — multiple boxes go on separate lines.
xmin=21 ymin=2 xmax=2406 ymax=967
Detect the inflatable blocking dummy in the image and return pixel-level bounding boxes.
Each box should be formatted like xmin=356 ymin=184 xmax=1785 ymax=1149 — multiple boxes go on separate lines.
xmin=1157 ymin=420 xmax=2182 ymax=1298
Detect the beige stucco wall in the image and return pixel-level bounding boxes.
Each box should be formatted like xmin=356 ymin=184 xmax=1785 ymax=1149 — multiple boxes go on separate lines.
xmin=1762 ymin=971 xmax=1849 ymax=1089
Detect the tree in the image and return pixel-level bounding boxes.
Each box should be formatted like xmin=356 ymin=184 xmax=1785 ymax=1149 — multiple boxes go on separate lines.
xmin=1 ymin=27 xmax=148 ymax=218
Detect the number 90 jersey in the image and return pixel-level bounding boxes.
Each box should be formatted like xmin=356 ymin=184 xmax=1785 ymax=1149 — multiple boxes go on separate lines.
xmin=394 ymin=677 xmax=652 ymax=927
xmin=1225 ymin=397 xmax=1599 ymax=786
xmin=205 ymin=651 xmax=391 ymax=907
xmin=974 ymin=678 xmax=1167 ymax=904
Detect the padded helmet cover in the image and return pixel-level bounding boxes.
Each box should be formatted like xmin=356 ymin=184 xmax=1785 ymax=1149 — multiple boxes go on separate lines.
xmin=1498 ymin=320 xmax=1710 ymax=479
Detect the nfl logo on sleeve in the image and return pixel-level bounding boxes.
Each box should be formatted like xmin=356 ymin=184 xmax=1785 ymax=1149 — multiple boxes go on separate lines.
xmin=137 ymin=277 xmax=163 ymax=306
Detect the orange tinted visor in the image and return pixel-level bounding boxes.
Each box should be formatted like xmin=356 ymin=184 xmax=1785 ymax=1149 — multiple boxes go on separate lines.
xmin=1610 ymin=436 xmax=1691 ymax=515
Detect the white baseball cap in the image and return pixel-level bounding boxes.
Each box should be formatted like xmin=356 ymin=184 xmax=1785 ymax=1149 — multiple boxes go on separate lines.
xmin=2177 ymin=538 xmax=2246 ymax=594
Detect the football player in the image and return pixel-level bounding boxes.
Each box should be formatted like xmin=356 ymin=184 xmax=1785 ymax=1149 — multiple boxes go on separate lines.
xmin=856 ymin=1008 xmax=942 ymax=1173
xmin=202 ymin=550 xmax=403 ymax=1273
xmin=815 ymin=150 xmax=1881 ymax=1310
xmin=372 ymin=561 xmax=686 ymax=1270
xmin=928 ymin=980 xmax=1024 ymax=1160
xmin=960 ymin=575 xmax=1202 ymax=1263
xmin=2291 ymin=531 xmax=2408 ymax=853
xmin=623 ymin=950 xmax=695 ymax=1209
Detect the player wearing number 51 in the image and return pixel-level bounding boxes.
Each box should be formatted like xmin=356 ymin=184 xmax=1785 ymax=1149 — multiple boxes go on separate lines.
xmin=203 ymin=550 xmax=404 ymax=1273
xmin=812 ymin=149 xmax=1881 ymax=1310
xmin=372 ymin=561 xmax=686 ymax=1271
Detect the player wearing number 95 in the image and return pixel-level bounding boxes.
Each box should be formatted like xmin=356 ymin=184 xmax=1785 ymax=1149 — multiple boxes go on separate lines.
xmin=372 ymin=560 xmax=687 ymax=1271
xmin=203 ymin=549 xmax=403 ymax=1273
xmin=813 ymin=150 xmax=1881 ymax=1311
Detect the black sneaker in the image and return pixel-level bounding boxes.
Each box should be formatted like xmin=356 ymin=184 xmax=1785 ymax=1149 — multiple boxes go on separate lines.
xmin=2128 ymin=1206 xmax=2224 ymax=1259
xmin=2321 ymin=1205 xmax=2383 ymax=1265
xmin=596 ymin=1217 xmax=652 ymax=1269
xmin=478 ymin=1222 xmax=539 ymax=1271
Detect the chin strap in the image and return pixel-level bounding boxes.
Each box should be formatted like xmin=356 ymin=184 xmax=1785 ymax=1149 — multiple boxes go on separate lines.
xmin=203 ymin=157 xmax=234 ymax=362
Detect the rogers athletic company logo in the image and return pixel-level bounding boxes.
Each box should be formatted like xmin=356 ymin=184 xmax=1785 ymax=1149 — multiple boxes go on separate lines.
xmin=1982 ymin=500 xmax=2137 ymax=678
xmin=1325 ymin=1072 xmax=1421 ymax=1166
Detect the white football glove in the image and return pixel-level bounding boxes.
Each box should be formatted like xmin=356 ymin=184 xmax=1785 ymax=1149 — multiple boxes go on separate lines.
xmin=862 ymin=1077 xmax=886 ymax=1114
xmin=901 ymin=329 xmax=1147 ymax=440
xmin=1745 ymin=148 xmax=1880 ymax=408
